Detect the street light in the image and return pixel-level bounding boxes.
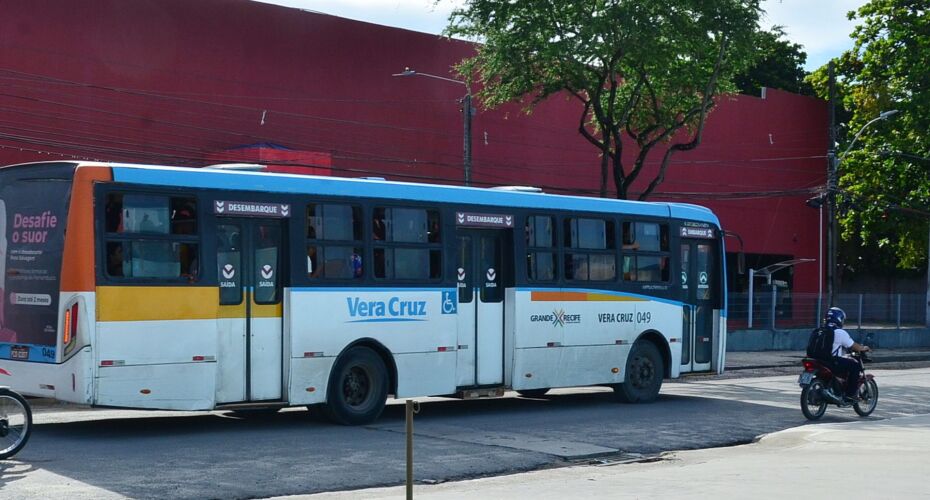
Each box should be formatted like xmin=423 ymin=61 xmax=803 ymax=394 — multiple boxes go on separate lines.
xmin=825 ymin=109 xmax=899 ymax=308
xmin=393 ymin=67 xmax=473 ymax=187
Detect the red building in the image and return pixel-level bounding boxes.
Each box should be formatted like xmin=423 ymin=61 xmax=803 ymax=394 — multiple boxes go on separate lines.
xmin=0 ymin=0 xmax=827 ymax=311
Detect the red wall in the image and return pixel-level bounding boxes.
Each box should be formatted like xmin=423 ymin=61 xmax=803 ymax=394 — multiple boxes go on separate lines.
xmin=0 ymin=0 xmax=827 ymax=292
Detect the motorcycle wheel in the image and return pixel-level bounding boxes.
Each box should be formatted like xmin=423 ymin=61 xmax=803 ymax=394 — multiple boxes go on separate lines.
xmin=800 ymin=380 xmax=828 ymax=421
xmin=853 ymin=379 xmax=879 ymax=417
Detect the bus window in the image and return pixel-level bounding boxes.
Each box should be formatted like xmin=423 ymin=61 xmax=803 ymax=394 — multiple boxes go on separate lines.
xmin=564 ymin=217 xmax=615 ymax=281
xmin=623 ymin=222 xmax=669 ymax=252
xmin=217 ymin=224 xmax=242 ymax=305
xmin=373 ymin=207 xmax=441 ymax=280
xmin=103 ymin=193 xmax=200 ymax=282
xmin=526 ymin=215 xmax=556 ymax=281
xmin=307 ymin=204 xmax=363 ymax=280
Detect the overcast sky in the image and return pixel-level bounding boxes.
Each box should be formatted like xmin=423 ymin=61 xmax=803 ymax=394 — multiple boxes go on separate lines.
xmin=255 ymin=0 xmax=868 ymax=71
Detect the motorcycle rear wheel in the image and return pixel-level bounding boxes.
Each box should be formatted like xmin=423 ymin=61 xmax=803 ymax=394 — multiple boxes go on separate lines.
xmin=853 ymin=379 xmax=878 ymax=417
xmin=801 ymin=380 xmax=828 ymax=420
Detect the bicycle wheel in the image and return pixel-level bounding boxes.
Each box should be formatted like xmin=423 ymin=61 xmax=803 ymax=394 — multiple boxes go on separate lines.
xmin=0 ymin=388 xmax=32 ymax=459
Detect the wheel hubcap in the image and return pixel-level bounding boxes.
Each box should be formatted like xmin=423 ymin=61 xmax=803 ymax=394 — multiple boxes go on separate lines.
xmin=343 ymin=366 xmax=371 ymax=407
xmin=630 ymin=356 xmax=654 ymax=389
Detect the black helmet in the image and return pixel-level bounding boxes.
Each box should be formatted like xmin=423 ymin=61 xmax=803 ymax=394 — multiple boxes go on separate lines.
xmin=825 ymin=307 xmax=846 ymax=328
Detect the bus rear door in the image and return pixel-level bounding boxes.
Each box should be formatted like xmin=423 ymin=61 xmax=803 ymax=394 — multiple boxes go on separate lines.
xmin=215 ymin=216 xmax=286 ymax=403
xmin=455 ymin=227 xmax=512 ymax=387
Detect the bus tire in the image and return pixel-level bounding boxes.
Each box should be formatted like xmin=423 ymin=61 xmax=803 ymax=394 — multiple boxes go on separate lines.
xmin=612 ymin=341 xmax=663 ymax=404
xmin=516 ymin=389 xmax=549 ymax=398
xmin=323 ymin=346 xmax=388 ymax=426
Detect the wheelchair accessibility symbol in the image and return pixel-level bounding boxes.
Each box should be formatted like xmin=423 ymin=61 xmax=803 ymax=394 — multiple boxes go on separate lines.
xmin=441 ymin=290 xmax=457 ymax=314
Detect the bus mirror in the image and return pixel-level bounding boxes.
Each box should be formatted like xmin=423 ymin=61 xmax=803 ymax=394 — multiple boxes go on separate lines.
xmin=737 ymin=252 xmax=745 ymax=275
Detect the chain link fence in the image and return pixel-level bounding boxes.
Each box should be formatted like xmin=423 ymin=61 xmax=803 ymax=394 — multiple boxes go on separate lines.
xmin=728 ymin=290 xmax=928 ymax=330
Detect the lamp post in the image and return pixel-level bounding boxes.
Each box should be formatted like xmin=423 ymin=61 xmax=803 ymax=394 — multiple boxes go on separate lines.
xmin=393 ymin=67 xmax=473 ymax=187
xmin=825 ymin=109 xmax=899 ymax=307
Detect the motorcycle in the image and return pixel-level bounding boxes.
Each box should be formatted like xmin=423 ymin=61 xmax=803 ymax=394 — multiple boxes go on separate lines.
xmin=0 ymin=368 xmax=32 ymax=460
xmin=798 ymin=351 xmax=878 ymax=421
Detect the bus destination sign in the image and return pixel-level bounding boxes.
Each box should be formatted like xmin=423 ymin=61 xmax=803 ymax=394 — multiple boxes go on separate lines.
xmin=680 ymin=226 xmax=714 ymax=239
xmin=456 ymin=212 xmax=514 ymax=228
xmin=214 ymin=200 xmax=291 ymax=218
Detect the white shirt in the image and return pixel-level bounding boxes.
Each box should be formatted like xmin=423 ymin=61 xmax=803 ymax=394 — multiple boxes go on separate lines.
xmin=832 ymin=328 xmax=855 ymax=358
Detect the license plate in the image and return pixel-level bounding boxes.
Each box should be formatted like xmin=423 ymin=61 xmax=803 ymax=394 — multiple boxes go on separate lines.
xmin=10 ymin=345 xmax=29 ymax=360
xmin=798 ymin=372 xmax=813 ymax=385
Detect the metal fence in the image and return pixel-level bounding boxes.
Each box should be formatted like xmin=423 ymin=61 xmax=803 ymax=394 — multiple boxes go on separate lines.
xmin=728 ymin=291 xmax=928 ymax=330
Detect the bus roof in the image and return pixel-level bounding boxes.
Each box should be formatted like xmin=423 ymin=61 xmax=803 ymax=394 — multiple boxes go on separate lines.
xmin=6 ymin=161 xmax=720 ymax=226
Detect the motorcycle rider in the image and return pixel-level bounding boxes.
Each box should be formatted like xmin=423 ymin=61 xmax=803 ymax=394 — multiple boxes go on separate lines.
xmin=825 ymin=307 xmax=871 ymax=404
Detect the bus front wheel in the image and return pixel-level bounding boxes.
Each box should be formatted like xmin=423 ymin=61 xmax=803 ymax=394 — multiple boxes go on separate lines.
xmin=323 ymin=346 xmax=388 ymax=425
xmin=612 ymin=341 xmax=663 ymax=404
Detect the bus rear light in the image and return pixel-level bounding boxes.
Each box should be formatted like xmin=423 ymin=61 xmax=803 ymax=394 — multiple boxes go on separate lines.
xmin=0 ymin=368 xmax=10 ymax=376
xmin=63 ymin=302 xmax=79 ymax=347
xmin=63 ymin=309 xmax=71 ymax=345
xmin=437 ymin=346 xmax=455 ymax=352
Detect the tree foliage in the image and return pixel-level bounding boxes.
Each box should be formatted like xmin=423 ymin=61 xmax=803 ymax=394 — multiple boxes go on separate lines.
xmin=734 ymin=27 xmax=814 ymax=97
xmin=445 ymin=0 xmax=763 ymax=200
xmin=808 ymin=0 xmax=930 ymax=270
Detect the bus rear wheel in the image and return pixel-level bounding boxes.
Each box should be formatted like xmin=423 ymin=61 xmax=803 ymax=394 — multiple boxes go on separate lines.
xmin=612 ymin=341 xmax=663 ymax=404
xmin=323 ymin=346 xmax=388 ymax=426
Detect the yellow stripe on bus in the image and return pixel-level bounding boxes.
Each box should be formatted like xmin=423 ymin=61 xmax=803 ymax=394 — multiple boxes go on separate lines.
xmin=97 ymin=287 xmax=282 ymax=321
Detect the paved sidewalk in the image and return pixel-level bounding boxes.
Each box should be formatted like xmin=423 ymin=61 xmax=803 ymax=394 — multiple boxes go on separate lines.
xmin=725 ymin=347 xmax=930 ymax=370
xmin=297 ymin=413 xmax=930 ymax=500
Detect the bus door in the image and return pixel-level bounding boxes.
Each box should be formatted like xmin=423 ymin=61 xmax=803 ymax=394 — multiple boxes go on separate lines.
xmin=680 ymin=237 xmax=717 ymax=373
xmin=455 ymin=228 xmax=511 ymax=387
xmin=215 ymin=218 xmax=286 ymax=403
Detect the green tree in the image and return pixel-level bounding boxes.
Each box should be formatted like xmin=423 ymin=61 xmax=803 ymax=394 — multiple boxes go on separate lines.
xmin=809 ymin=0 xmax=930 ymax=270
xmin=734 ymin=27 xmax=814 ymax=97
xmin=445 ymin=0 xmax=763 ymax=199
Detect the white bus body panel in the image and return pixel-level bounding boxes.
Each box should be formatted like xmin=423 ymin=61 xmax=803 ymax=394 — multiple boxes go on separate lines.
xmin=286 ymin=289 xmax=459 ymax=399
xmin=249 ymin=315 xmax=283 ymax=400
xmin=454 ymin=297 xmax=476 ymax=386
xmin=215 ymin=317 xmax=247 ymax=403
xmin=510 ymin=290 xmax=682 ymax=390
xmin=94 ymin=319 xmax=219 ymax=410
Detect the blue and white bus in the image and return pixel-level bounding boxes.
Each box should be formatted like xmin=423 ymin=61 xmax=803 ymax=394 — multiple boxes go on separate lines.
xmin=0 ymin=161 xmax=725 ymax=424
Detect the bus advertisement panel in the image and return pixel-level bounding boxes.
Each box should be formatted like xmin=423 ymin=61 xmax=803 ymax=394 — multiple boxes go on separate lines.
xmin=0 ymin=165 xmax=73 ymax=362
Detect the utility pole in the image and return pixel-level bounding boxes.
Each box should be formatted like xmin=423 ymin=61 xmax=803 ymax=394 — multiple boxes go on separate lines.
xmin=826 ymin=61 xmax=837 ymax=308
xmin=463 ymin=93 xmax=473 ymax=187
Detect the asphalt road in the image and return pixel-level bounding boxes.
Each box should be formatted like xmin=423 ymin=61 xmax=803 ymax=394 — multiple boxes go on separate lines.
xmin=3 ymin=366 xmax=930 ymax=500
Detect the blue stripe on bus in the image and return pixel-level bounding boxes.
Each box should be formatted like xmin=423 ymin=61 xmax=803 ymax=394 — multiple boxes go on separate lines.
xmin=109 ymin=165 xmax=719 ymax=224
xmin=287 ymin=286 xmax=684 ymax=308
xmin=289 ymin=287 xmax=450 ymax=292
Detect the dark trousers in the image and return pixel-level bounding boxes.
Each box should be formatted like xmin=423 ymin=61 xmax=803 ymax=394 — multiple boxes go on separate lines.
xmin=833 ymin=356 xmax=861 ymax=397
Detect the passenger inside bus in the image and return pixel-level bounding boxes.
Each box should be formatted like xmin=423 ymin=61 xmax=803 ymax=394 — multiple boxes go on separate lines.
xmin=107 ymin=243 xmax=124 ymax=277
